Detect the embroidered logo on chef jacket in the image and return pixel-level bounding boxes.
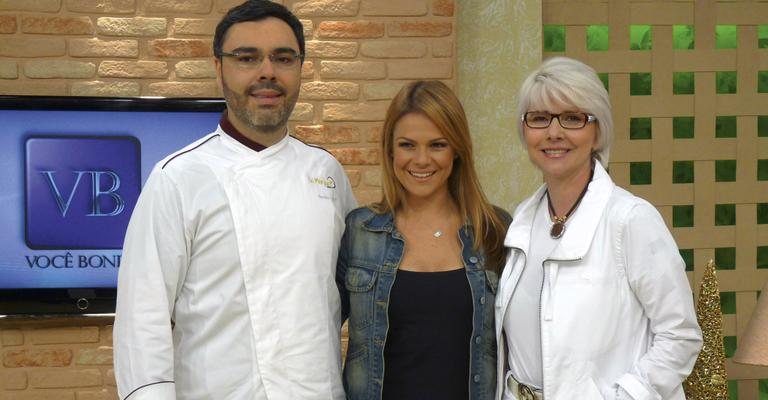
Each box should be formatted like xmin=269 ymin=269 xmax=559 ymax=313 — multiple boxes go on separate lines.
xmin=309 ymin=176 xmax=337 ymax=199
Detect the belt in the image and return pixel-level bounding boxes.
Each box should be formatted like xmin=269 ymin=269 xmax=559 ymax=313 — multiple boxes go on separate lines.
xmin=505 ymin=373 xmax=543 ymax=400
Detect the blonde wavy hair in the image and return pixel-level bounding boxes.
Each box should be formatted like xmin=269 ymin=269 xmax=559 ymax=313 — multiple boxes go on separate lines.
xmin=372 ymin=80 xmax=508 ymax=270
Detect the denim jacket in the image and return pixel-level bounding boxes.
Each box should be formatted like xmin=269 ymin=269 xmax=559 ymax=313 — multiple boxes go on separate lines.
xmin=337 ymin=206 xmax=510 ymax=400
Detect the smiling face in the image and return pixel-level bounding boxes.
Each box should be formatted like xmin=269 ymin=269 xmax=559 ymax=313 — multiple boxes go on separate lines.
xmin=524 ymin=103 xmax=597 ymax=186
xmin=215 ymin=17 xmax=301 ymax=144
xmin=392 ymin=112 xmax=455 ymax=205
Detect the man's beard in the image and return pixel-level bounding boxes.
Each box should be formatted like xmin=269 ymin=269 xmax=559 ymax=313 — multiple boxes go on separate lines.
xmin=221 ymin=77 xmax=297 ymax=134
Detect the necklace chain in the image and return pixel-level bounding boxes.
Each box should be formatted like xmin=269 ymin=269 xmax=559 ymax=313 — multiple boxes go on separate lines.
xmin=396 ymin=210 xmax=455 ymax=240
xmin=546 ymin=166 xmax=594 ymax=239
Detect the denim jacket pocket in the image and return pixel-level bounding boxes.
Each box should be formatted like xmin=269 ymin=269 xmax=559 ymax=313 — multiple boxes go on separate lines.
xmin=345 ymin=263 xmax=378 ymax=330
xmin=345 ymin=263 xmax=377 ymax=291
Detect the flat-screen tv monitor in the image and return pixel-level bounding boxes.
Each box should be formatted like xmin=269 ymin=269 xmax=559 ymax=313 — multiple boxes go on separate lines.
xmin=0 ymin=95 xmax=226 ymax=316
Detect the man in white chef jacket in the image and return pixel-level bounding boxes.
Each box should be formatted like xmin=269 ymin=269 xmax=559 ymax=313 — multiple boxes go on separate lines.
xmin=113 ymin=1 xmax=356 ymax=399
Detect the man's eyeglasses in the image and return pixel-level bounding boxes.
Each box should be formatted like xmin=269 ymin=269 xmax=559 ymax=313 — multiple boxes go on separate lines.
xmin=217 ymin=49 xmax=304 ymax=70
xmin=522 ymin=111 xmax=597 ymax=130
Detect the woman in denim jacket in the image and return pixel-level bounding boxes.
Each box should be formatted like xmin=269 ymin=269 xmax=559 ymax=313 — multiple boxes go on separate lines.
xmin=337 ymin=80 xmax=511 ymax=400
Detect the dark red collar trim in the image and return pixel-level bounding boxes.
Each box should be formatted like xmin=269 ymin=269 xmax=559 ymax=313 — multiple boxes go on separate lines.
xmin=220 ymin=110 xmax=267 ymax=152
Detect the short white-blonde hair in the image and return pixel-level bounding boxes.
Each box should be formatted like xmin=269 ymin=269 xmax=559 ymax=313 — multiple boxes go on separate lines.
xmin=516 ymin=56 xmax=613 ymax=167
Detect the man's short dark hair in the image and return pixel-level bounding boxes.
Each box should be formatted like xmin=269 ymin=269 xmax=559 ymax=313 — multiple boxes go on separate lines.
xmin=214 ymin=0 xmax=305 ymax=58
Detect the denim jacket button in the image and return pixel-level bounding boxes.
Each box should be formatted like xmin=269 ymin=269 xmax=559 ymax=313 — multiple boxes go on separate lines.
xmin=469 ymin=256 xmax=478 ymax=264
xmin=475 ymin=336 xmax=481 ymax=344
xmin=479 ymin=295 xmax=485 ymax=305
xmin=473 ymin=374 xmax=480 ymax=383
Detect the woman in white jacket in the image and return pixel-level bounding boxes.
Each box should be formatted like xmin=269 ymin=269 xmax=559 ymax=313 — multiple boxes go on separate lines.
xmin=496 ymin=57 xmax=702 ymax=400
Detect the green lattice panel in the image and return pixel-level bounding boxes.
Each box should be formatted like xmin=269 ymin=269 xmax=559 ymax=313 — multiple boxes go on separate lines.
xmin=715 ymin=160 xmax=736 ymax=182
xmin=673 ymin=72 xmax=695 ymax=95
xmin=758 ymin=246 xmax=768 ymax=269
xmin=673 ymin=25 xmax=695 ymax=50
xmin=716 ymin=71 xmax=737 ymax=94
xmin=673 ymin=117 xmax=695 ymax=139
xmin=759 ymin=25 xmax=768 ymax=48
xmin=587 ymin=25 xmax=609 ymax=51
xmin=630 ymin=117 xmax=652 ymax=140
xmin=673 ymin=161 xmax=694 ymax=184
xmin=543 ymin=25 xmax=565 ymax=52
xmin=716 ymin=116 xmax=737 ymax=138
xmin=721 ymin=291 xmax=736 ymax=314
xmin=729 ymin=380 xmax=738 ymax=400
xmin=759 ymin=116 xmax=768 ymax=137
xmin=759 ymin=204 xmax=768 ymax=224
xmin=630 ymin=73 xmax=652 ymax=95
xmin=630 ymin=25 xmax=652 ymax=50
xmin=760 ymin=71 xmax=768 ymax=93
xmin=680 ymin=248 xmax=694 ymax=271
xmin=715 ymin=247 xmax=736 ymax=270
xmin=597 ymin=72 xmax=609 ymax=91
xmin=716 ymin=25 xmax=738 ymax=49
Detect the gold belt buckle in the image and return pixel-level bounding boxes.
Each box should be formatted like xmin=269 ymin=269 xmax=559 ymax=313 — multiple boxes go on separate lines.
xmin=518 ymin=383 xmax=536 ymax=400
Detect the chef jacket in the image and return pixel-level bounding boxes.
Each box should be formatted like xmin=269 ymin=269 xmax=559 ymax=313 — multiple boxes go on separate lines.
xmin=114 ymin=127 xmax=356 ymax=400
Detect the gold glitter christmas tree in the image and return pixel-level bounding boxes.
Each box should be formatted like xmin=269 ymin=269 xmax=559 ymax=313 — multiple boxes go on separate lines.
xmin=683 ymin=259 xmax=729 ymax=399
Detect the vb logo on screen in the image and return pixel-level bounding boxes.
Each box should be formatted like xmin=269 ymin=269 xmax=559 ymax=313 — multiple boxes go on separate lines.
xmin=25 ymin=136 xmax=141 ymax=249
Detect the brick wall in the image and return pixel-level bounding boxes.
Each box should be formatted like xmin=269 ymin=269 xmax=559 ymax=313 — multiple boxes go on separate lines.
xmin=0 ymin=0 xmax=456 ymax=398
xmin=1 ymin=319 xmax=115 ymax=400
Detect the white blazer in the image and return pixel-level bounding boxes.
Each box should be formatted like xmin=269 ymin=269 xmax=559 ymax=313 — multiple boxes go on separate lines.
xmin=495 ymin=163 xmax=702 ymax=400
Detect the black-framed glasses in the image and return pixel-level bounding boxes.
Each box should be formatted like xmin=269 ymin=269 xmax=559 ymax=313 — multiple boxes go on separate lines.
xmin=217 ymin=49 xmax=304 ymax=70
xmin=522 ymin=111 xmax=597 ymax=129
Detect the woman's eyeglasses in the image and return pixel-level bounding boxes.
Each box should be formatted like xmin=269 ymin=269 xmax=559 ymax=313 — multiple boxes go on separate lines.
xmin=522 ymin=111 xmax=597 ymax=129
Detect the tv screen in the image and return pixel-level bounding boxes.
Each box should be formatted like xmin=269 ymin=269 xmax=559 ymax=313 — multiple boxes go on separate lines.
xmin=0 ymin=95 xmax=226 ymax=315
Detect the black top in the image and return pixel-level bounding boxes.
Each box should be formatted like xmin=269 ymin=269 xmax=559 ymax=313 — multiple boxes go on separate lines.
xmin=382 ymin=268 xmax=473 ymax=400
